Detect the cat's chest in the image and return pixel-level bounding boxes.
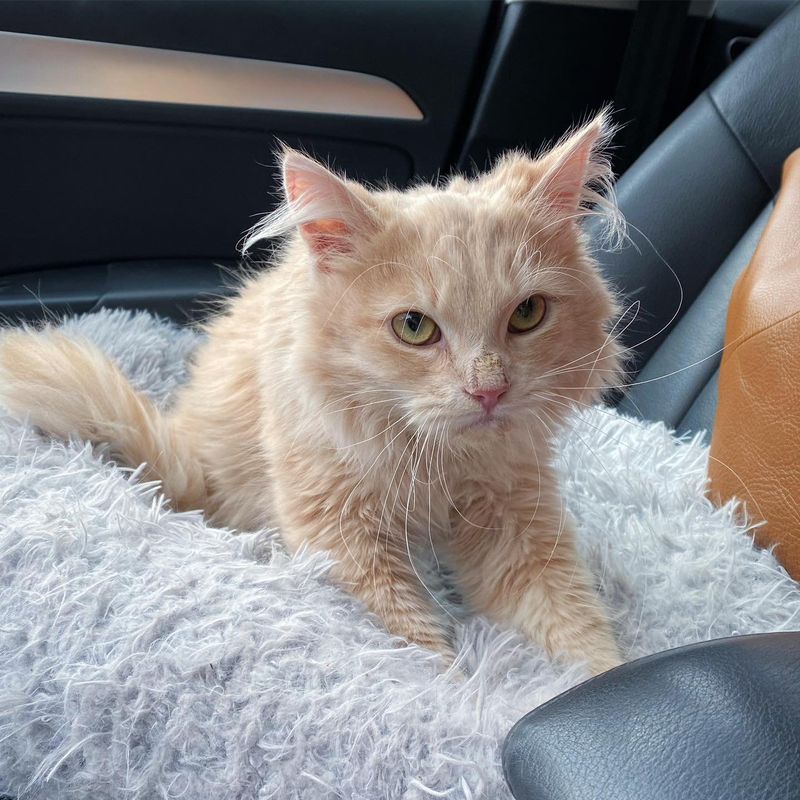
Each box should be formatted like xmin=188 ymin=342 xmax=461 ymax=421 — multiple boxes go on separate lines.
xmin=377 ymin=468 xmax=452 ymax=540
xmin=379 ymin=460 xmax=520 ymax=541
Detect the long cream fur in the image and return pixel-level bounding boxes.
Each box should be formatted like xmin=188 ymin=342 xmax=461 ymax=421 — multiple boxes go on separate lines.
xmin=0 ymin=111 xmax=625 ymax=674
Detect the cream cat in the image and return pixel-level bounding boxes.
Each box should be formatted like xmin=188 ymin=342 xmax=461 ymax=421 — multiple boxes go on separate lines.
xmin=0 ymin=111 xmax=624 ymax=674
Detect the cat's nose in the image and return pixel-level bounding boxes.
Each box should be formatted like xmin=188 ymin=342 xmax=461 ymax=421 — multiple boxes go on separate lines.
xmin=466 ymin=385 xmax=508 ymax=414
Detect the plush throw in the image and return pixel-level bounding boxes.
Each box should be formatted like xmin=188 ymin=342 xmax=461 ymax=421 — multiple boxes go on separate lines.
xmin=1 ymin=309 xmax=798 ymax=800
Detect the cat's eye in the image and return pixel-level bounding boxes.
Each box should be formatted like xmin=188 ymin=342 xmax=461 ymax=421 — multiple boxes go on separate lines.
xmin=508 ymin=295 xmax=547 ymax=334
xmin=391 ymin=311 xmax=441 ymax=346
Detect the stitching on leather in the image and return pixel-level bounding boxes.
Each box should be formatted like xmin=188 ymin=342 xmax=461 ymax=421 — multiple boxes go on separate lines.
xmin=707 ymin=92 xmax=774 ymax=196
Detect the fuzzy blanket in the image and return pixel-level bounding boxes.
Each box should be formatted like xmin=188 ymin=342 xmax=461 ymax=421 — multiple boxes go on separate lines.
xmin=1 ymin=309 xmax=799 ymax=800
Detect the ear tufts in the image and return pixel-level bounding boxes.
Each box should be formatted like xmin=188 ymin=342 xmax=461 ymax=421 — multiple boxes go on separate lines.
xmin=241 ymin=147 xmax=375 ymax=270
xmin=535 ymin=107 xmax=625 ymax=248
xmin=482 ymin=107 xmax=625 ymax=249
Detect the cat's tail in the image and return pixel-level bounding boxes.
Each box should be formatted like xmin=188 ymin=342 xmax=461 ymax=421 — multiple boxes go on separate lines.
xmin=0 ymin=328 xmax=207 ymax=511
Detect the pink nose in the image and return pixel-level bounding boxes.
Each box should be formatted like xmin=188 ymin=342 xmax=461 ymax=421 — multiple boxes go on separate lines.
xmin=466 ymin=385 xmax=508 ymax=414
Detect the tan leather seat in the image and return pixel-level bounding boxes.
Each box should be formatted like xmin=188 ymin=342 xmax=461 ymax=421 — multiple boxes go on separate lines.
xmin=708 ymin=149 xmax=800 ymax=579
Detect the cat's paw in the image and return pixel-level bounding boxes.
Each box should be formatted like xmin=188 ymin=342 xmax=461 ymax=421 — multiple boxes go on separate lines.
xmin=405 ymin=636 xmax=468 ymax=682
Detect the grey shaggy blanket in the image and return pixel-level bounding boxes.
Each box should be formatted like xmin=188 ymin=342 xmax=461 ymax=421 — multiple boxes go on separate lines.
xmin=1 ymin=309 xmax=799 ymax=800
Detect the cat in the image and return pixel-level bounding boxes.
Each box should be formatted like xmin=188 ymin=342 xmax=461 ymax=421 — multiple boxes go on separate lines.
xmin=0 ymin=110 xmax=624 ymax=674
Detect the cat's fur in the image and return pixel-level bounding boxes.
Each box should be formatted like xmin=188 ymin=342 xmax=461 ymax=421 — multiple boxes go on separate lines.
xmin=0 ymin=111 xmax=624 ymax=673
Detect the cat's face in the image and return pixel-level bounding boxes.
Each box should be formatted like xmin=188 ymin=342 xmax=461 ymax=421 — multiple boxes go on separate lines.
xmin=247 ymin=111 xmax=623 ymax=445
xmin=320 ymin=196 xmax=620 ymax=444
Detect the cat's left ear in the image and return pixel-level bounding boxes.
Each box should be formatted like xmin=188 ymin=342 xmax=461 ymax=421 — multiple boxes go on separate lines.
xmin=486 ymin=109 xmax=615 ymax=218
xmin=532 ymin=109 xmax=614 ymax=216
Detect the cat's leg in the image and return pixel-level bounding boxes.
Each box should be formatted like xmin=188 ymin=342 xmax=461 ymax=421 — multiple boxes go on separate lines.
xmin=448 ymin=494 xmax=621 ymax=675
xmin=274 ymin=477 xmax=455 ymax=664
xmin=338 ymin=535 xmax=456 ymax=664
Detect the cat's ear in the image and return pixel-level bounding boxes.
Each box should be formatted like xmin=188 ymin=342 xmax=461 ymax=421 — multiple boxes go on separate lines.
xmin=242 ymin=148 xmax=376 ymax=272
xmin=282 ymin=149 xmax=377 ymax=269
xmin=485 ymin=109 xmax=616 ymax=221
xmin=532 ymin=109 xmax=614 ymax=216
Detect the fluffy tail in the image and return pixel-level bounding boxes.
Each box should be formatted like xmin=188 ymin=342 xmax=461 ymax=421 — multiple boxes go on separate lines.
xmin=0 ymin=329 xmax=206 ymax=511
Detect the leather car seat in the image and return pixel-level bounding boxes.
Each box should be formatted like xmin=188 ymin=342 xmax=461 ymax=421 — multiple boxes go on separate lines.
xmin=503 ymin=633 xmax=800 ymax=800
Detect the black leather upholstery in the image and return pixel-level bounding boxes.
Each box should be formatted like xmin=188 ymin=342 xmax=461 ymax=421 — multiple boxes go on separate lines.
xmin=596 ymin=1 xmax=800 ymax=435
xmin=616 ymin=205 xmax=771 ymax=434
xmin=503 ymin=633 xmax=800 ymax=800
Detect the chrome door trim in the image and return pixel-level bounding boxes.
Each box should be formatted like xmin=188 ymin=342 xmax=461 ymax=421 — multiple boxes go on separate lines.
xmin=0 ymin=31 xmax=424 ymax=120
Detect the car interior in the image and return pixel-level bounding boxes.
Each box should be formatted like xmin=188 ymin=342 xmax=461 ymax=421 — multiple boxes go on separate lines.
xmin=2 ymin=1 xmax=799 ymax=797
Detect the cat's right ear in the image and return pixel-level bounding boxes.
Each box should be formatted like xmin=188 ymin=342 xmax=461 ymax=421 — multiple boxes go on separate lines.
xmin=242 ymin=148 xmax=376 ymax=273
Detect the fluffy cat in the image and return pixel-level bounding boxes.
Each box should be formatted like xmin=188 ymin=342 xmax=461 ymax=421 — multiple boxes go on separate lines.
xmin=0 ymin=111 xmax=624 ymax=674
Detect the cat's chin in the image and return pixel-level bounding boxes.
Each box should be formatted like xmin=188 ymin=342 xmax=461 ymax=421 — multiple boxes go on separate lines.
xmin=450 ymin=412 xmax=508 ymax=436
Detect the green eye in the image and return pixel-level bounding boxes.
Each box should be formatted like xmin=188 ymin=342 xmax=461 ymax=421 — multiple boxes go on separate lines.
xmin=391 ymin=311 xmax=440 ymax=346
xmin=509 ymin=295 xmax=547 ymax=333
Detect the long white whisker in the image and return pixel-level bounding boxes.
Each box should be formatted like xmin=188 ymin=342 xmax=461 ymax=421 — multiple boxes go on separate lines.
xmin=403 ymin=411 xmax=459 ymax=623
xmin=339 ymin=415 xmax=416 ymax=573
xmin=525 ymin=407 xmax=569 ymax=582
xmin=334 ymin=407 xmax=413 ymax=450
xmin=543 ymin=324 xmax=757 ymax=392
xmin=327 ymin=396 xmax=410 ymax=415
xmin=536 ymin=300 xmax=640 ymax=380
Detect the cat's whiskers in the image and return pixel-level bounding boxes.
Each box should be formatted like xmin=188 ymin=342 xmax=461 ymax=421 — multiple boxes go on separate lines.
xmin=520 ymin=214 xmax=687 ymax=387
xmin=427 ymin=253 xmax=464 ymax=277
xmin=541 ymin=366 xmax=631 ymax=382
xmin=405 ymin=210 xmax=468 ymax=299
xmin=535 ymin=299 xmax=640 ymax=380
xmin=424 ymin=418 xmax=444 ymax=570
xmin=432 ymin=422 xmax=498 ymax=532
xmin=371 ymin=409 xmax=434 ymax=595
xmin=333 ymin=406 xmax=414 ymax=451
xmin=517 ymin=424 xmax=544 ymax=538
xmin=577 ymin=303 xmax=633 ymax=397
xmin=326 ymin=395 xmax=410 ymax=416
xmin=381 ymin=420 xmax=421 ymax=526
xmin=319 ymin=387 xmax=414 ymax=413
xmin=516 ymin=208 xmax=605 ymax=262
xmin=523 ymin=407 xmax=571 ymax=584
xmin=338 ymin=414 xmax=418 ymax=575
xmin=372 ymin=413 xmax=425 ymax=576
xmin=401 ymin=410 xmax=460 ymax=624
xmin=430 ymin=232 xmax=470 ymax=269
xmin=612 ymin=218 xmax=686 ymax=357
xmin=409 ymin=209 xmax=467 ymax=277
xmin=540 ymin=286 xmax=759 ymax=396
xmin=512 ymin=197 xmax=610 ymax=283
xmin=544 ymin=327 xmax=749 ymax=392
xmin=277 ymin=389 xmax=412 ymax=467
xmin=408 ymin=410 xmax=439 ymax=496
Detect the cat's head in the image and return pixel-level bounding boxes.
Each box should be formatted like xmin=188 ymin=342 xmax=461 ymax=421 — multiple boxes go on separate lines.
xmin=245 ymin=110 xmax=624 ymax=446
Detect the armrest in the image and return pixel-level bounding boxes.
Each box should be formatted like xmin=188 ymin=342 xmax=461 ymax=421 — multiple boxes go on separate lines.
xmin=503 ymin=633 xmax=800 ymax=800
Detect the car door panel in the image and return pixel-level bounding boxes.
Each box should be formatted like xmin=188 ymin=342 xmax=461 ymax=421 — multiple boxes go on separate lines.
xmin=0 ymin=0 xmax=495 ymax=282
